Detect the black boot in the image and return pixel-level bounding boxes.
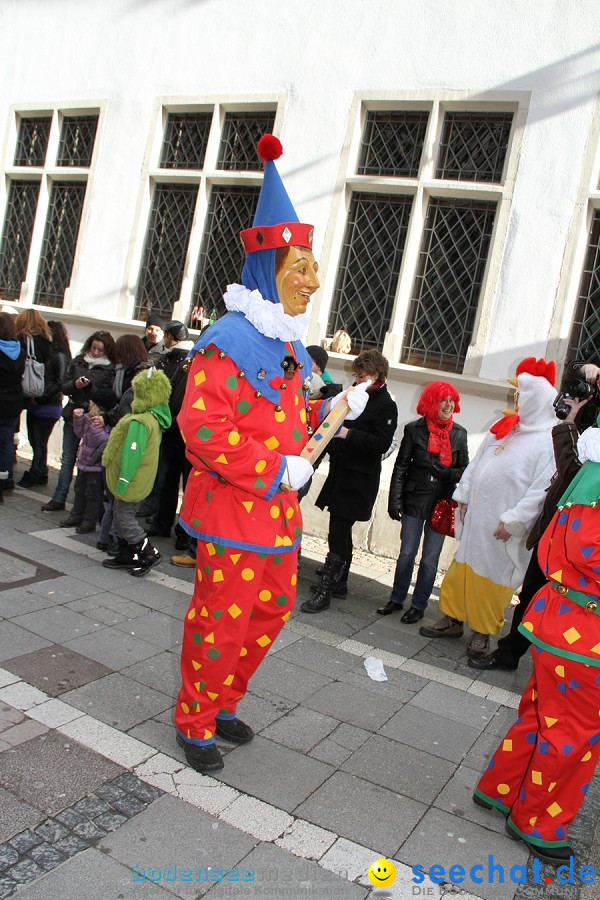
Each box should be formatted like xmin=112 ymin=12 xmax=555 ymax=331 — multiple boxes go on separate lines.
xmin=310 ymin=559 xmax=350 ymax=597
xmin=102 ymin=538 xmax=134 ymax=570
xmin=130 ymin=536 xmax=161 ymax=577
xmin=301 ymin=553 xmax=346 ymax=613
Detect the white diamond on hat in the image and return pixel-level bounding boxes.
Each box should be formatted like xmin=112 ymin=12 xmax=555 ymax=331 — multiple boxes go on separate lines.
xmin=282 ymin=226 xmax=292 ymax=243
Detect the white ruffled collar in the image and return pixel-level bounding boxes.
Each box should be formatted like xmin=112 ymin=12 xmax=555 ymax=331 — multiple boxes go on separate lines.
xmin=223 ymin=284 xmax=309 ymax=342
xmin=578 ymin=426 xmax=600 ymax=464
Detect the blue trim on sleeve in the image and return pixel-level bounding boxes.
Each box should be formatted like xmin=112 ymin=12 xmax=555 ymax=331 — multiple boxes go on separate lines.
xmin=178 ymin=519 xmax=301 ymax=555
xmin=265 ymin=455 xmax=287 ymax=501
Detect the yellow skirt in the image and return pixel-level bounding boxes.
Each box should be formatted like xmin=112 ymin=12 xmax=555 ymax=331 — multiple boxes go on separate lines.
xmin=439 ymin=560 xmax=513 ymax=635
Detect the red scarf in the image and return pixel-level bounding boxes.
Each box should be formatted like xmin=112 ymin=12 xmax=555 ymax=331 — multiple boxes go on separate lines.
xmin=425 ymin=416 xmax=453 ymax=466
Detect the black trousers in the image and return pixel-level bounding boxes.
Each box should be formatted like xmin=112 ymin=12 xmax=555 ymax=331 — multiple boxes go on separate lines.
xmin=150 ymin=429 xmax=191 ymax=532
xmin=328 ymin=514 xmax=355 ymax=565
xmin=72 ymin=470 xmax=104 ymax=527
xmin=493 ymin=545 xmax=547 ymax=667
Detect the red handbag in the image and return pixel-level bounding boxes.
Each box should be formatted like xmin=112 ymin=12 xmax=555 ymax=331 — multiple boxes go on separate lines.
xmin=428 ymin=498 xmax=458 ymax=537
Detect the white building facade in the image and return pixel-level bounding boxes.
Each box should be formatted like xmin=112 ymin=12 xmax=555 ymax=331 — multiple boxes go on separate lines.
xmin=1 ymin=0 xmax=599 ymax=557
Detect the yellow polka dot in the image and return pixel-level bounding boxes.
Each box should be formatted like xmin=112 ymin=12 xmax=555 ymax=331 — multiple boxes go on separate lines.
xmin=299 ymin=408 xmax=307 ymax=423
xmin=282 ymin=610 xmax=292 ymax=622
xmin=228 ymin=431 xmax=241 ymax=446
xmin=255 ymin=459 xmax=267 ymax=473
xmin=497 ymin=783 xmax=510 ymax=795
xmin=582 ymin=751 xmax=592 ymax=762
xmin=529 ymin=816 xmax=537 ymax=826
xmin=240 ymin=646 xmax=248 ymax=657
xmin=196 ymin=569 xmax=203 ymax=582
xmin=291 ymin=573 xmax=297 ymax=586
xmin=270 ymin=505 xmax=280 ymax=519
xmin=522 ymin=621 xmax=534 ymax=632
xmin=555 ymin=664 xmax=565 ymax=678
xmin=203 ymin=729 xmax=213 ymax=740
xmin=187 ymin=608 xmax=196 ymax=620
xmin=180 ymin=702 xmax=190 ymax=715
xmin=259 ymin=590 xmax=272 ymax=602
xmin=274 ymin=409 xmax=286 ymax=423
xmin=223 ymin=674 xmax=234 ymax=686
xmin=286 ymin=507 xmax=294 ymax=519
xmin=241 ymin=568 xmax=255 ymax=581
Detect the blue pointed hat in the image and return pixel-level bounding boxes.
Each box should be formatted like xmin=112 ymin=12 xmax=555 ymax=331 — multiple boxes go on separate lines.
xmin=240 ymin=135 xmax=314 ymax=255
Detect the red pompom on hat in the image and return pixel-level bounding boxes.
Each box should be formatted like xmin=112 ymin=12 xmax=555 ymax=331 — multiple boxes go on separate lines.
xmin=515 ymin=357 xmax=556 ymax=386
xmin=257 ymin=134 xmax=283 ymax=162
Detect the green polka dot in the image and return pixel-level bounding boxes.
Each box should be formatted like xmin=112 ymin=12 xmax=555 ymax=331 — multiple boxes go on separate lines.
xmin=225 ymin=375 xmax=238 ymax=390
xmin=196 ymin=426 xmax=213 ymax=442
xmin=292 ymin=428 xmax=302 ymax=442
xmin=275 ymin=595 xmax=288 ymax=606
xmin=294 ymin=526 xmax=302 ymax=538
xmin=192 ymin=519 xmax=200 ymax=528
xmin=193 ymin=633 xmax=202 ymax=644
xmin=322 ymin=421 xmax=330 ymax=429
xmin=254 ymin=477 xmax=266 ymax=489
xmin=236 ymin=400 xmax=251 ymax=415
xmin=218 ymin=707 xmax=228 ymax=715
xmin=207 ymin=647 xmax=221 ymax=661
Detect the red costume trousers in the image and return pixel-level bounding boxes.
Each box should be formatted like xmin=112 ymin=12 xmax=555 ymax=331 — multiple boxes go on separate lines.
xmin=175 ymin=540 xmax=297 ymax=745
xmin=475 ymin=647 xmax=600 ymax=848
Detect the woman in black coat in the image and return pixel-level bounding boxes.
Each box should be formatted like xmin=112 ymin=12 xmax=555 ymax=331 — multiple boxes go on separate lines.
xmin=378 ymin=381 xmax=469 ymax=623
xmin=301 ymin=349 xmax=398 ymax=613
xmin=0 ymin=312 xmax=25 ymax=494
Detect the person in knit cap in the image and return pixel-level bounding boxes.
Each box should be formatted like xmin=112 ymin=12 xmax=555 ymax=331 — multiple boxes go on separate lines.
xmin=143 ymin=313 xmax=166 ymax=361
xmin=420 ymin=358 xmax=557 ymax=658
xmin=101 ymin=368 xmax=171 ymax=576
xmin=474 ymin=420 xmax=600 ymax=864
xmin=174 ymin=134 xmax=370 ymax=774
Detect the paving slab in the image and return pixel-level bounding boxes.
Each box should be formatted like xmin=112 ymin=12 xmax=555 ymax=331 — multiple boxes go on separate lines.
xmin=260 ymin=705 xmax=340 ymax=752
xmin=353 ymin=621 xmax=431 ymax=657
xmin=60 ymin=672 xmax=172 ymax=730
xmin=407 ymin=681 xmax=500 ymax=731
xmin=0 ymin=788 xmax=44 ymax=843
xmin=274 ymin=636 xmax=362 ymax=678
xmin=64 ymin=626 xmax=162 ymax=669
xmin=339 ymin=659 xmax=429 ymax=703
xmin=121 ymin=650 xmax=181 ymax=697
xmin=397 ymin=807 xmax=529 ymax=900
xmin=379 ymin=703 xmax=482 ymax=763
xmin=0 ymin=731 xmax=123 ymax=816
xmin=11 ymin=847 xmax=169 ymax=899
xmin=205 ymin=839 xmax=369 ymax=898
xmin=245 ymin=654 xmax=334 ymax=703
xmin=99 ymin=794 xmax=256 ymax=899
xmin=10 ymin=606 xmax=102 ymax=643
xmin=303 ymin=680 xmax=403 ymax=731
xmin=294 ymin=771 xmax=427 ymax=858
xmin=235 ymin=688 xmax=297 ymax=731
xmin=114 ymin=610 xmax=183 ymax=650
xmin=341 ymin=733 xmax=456 ymax=804
xmin=434 ymin=763 xmax=509 ymax=834
xmin=2 ymin=645 xmax=113 ymax=697
xmin=215 ymin=735 xmax=335 ymax=813
xmin=0 ymin=623 xmax=51 ymax=663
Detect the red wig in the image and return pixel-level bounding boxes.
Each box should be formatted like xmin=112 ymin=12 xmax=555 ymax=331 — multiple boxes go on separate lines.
xmin=417 ymin=381 xmax=461 ymax=418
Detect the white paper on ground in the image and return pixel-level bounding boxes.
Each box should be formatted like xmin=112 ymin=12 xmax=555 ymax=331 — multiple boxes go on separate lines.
xmin=364 ymin=656 xmax=388 ymax=682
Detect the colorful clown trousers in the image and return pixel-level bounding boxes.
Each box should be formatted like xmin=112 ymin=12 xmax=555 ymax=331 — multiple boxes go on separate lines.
xmin=175 ymin=540 xmax=297 ymax=745
xmin=475 ymin=646 xmax=600 ymax=849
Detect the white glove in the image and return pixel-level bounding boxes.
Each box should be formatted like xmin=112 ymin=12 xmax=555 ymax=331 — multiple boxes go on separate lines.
xmin=281 ymin=455 xmax=314 ymax=491
xmin=345 ymin=380 xmax=371 ymax=420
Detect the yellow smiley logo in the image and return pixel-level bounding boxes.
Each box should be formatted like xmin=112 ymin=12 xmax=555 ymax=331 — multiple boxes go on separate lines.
xmin=367 ymin=858 xmax=397 ymax=887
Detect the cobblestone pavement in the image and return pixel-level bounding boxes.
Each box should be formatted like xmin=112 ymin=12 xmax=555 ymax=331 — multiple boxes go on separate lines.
xmin=0 ymin=462 xmax=599 ymax=900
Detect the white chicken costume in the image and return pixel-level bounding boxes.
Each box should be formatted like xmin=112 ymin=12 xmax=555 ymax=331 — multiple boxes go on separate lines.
xmin=439 ymin=358 xmax=557 ymax=636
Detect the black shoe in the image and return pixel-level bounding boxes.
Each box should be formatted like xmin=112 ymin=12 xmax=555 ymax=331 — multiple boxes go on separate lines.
xmin=215 ymin=718 xmax=254 ymax=744
xmin=41 ymin=500 xmax=65 ymax=511
xmin=17 ymin=471 xmax=35 ymax=487
xmin=467 ymin=654 xmax=518 ymax=671
xmin=60 ymin=518 xmax=81 ymax=528
xmin=96 ymin=541 xmax=109 ymax=552
xmin=103 ymin=539 xmax=134 ymax=570
xmin=0 ymin=478 xmax=15 ymax=492
xmin=377 ymin=599 xmax=403 ymax=616
xmin=174 ymin=534 xmax=189 ymax=551
xmin=310 ymin=581 xmax=348 ymax=598
xmin=76 ymin=524 xmax=96 ymax=534
xmin=504 ymin=821 xmax=573 ymax=865
xmin=401 ymin=607 xmax=424 ymax=624
xmin=130 ymin=537 xmax=161 ymax=577
xmin=176 ymin=735 xmax=224 ymax=773
xmin=301 ymin=554 xmax=346 ymax=614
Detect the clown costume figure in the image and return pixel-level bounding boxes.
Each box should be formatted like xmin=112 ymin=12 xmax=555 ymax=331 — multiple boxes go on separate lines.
xmin=474 ymin=419 xmax=600 ymax=864
xmin=420 ymin=358 xmax=557 ymax=658
xmin=174 ymin=135 xmax=369 ymax=773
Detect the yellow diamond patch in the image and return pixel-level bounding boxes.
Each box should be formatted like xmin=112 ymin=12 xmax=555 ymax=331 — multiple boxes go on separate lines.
xmin=194 ymin=370 xmax=206 ymax=386
xmin=228 ymin=603 xmax=242 ymax=619
xmin=547 ymin=802 xmax=562 ymax=818
xmin=502 ymin=739 xmax=513 ymax=752
xmin=531 ymin=770 xmax=543 ymax=785
xmin=264 ymin=436 xmax=280 ymax=450
xmin=206 ymin=543 xmax=216 ymax=556
xmin=256 ymin=634 xmax=272 ymax=648
xmin=563 ymin=627 xmax=581 ymax=644
xmin=590 ymin=643 xmax=600 ymax=655
xmin=213 ymin=569 xmax=224 ymax=583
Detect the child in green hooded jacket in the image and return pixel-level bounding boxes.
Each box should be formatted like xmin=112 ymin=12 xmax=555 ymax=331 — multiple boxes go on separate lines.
xmin=102 ymin=367 xmax=171 ymax=576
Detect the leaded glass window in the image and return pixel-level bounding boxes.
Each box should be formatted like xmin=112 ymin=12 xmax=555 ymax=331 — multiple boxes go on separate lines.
xmin=14 ymin=117 xmax=52 ymax=167
xmin=34 ymin=181 xmax=87 ymax=307
xmin=159 ymin=113 xmax=212 ymax=170
xmin=327 ymin=192 xmax=413 ymax=352
xmin=193 ymin=185 xmax=261 ymax=317
xmin=0 ymin=181 xmax=41 ymax=300
xmin=57 ymin=115 xmax=99 ymax=167
xmin=358 ymin=111 xmax=429 ymax=177
xmin=217 ymin=110 xmax=277 ymax=171
xmin=134 ymin=183 xmax=198 ymax=319
xmin=436 ymin=112 xmax=513 ymax=183
xmin=401 ymin=198 xmax=497 ymax=372
xmin=568 ymin=210 xmax=600 ymax=362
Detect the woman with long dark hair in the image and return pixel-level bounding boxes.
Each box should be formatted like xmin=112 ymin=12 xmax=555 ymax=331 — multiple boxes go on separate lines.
xmin=379 ymin=381 xmax=469 ymax=623
xmin=0 ymin=312 xmax=25 ymax=495
xmin=42 ymin=330 xmax=115 ymax=511
xmin=15 ymin=309 xmax=56 ymax=487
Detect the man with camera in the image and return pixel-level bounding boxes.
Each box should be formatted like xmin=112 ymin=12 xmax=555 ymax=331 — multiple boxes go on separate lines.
xmin=469 ymin=361 xmax=600 ymax=671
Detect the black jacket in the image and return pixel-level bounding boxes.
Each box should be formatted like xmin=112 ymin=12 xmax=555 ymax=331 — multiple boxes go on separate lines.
xmin=37 ymin=350 xmax=69 ymax=406
xmin=18 ymin=334 xmax=55 ymax=411
xmin=157 ymin=346 xmax=190 ymax=427
xmin=526 ymin=422 xmax=584 ymax=550
xmin=316 ymin=385 xmax=398 ymax=521
xmin=61 ymin=355 xmax=115 ymax=419
xmin=0 ymin=342 xmax=25 ymax=419
xmin=388 ymin=417 xmax=469 ymax=521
